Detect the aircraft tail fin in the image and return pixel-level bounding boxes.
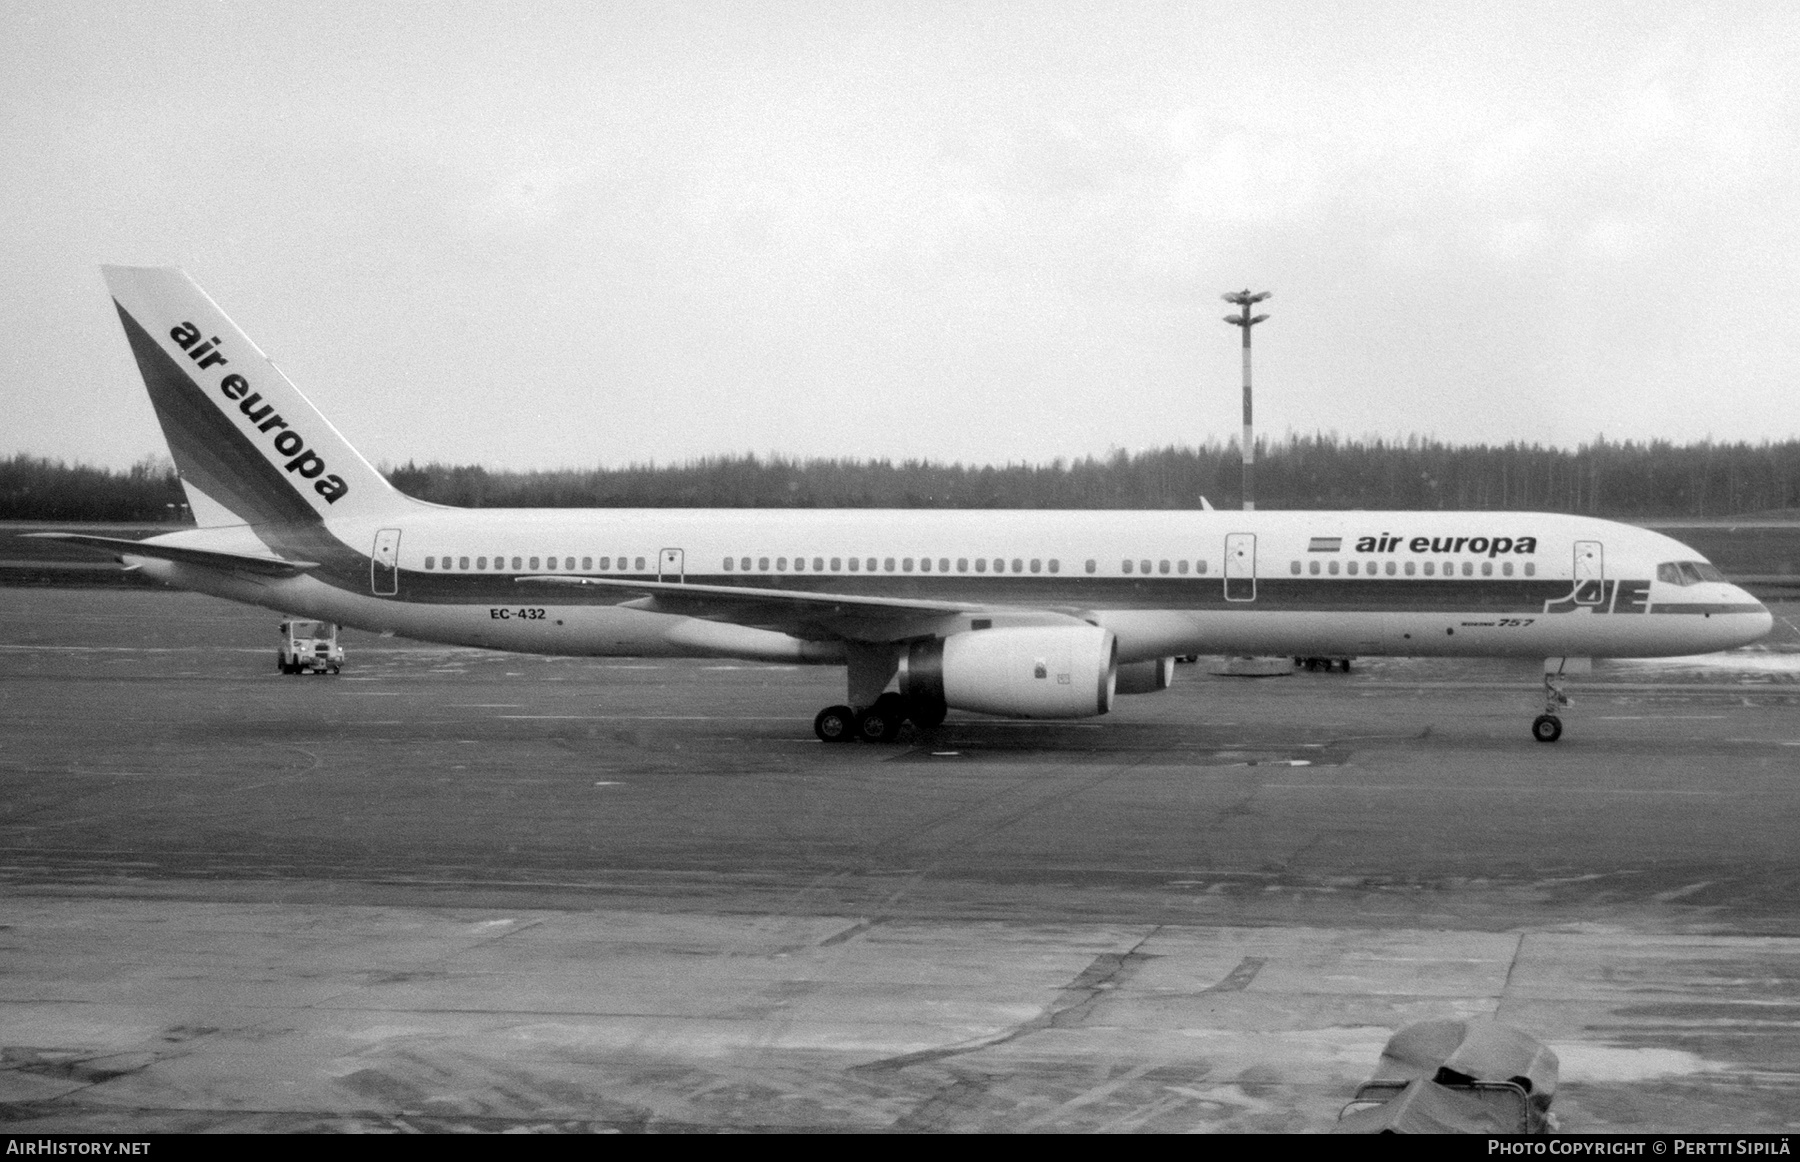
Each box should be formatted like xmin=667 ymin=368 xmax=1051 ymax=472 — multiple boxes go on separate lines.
xmin=101 ymin=266 xmax=411 ymax=527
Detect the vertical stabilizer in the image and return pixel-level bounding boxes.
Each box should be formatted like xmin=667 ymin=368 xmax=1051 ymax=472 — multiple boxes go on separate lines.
xmin=101 ymin=266 xmax=409 ymax=526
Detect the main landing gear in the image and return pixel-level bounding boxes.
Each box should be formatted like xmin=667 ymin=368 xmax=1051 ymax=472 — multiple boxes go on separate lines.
xmin=1532 ymin=667 xmax=1572 ymax=743
xmin=814 ymin=692 xmax=946 ymax=744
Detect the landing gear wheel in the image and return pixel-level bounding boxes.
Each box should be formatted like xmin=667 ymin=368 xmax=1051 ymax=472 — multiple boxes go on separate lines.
xmin=814 ymin=705 xmax=856 ymax=743
xmin=856 ymin=696 xmax=906 ymax=744
xmin=1532 ymin=714 xmax=1563 ymax=743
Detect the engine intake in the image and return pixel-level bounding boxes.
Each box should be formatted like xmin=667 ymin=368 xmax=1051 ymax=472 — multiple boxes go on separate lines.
xmin=904 ymin=625 xmax=1117 ymax=719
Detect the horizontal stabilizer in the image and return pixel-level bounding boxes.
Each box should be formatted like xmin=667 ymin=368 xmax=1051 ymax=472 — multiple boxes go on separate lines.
xmin=22 ymin=532 xmax=319 ymax=577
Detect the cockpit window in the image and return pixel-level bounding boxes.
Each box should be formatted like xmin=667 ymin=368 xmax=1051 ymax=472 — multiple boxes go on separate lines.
xmin=1658 ymin=560 xmax=1727 ymax=586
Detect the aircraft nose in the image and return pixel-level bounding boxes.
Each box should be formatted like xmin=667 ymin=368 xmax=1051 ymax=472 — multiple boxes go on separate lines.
xmin=1731 ymin=587 xmax=1774 ymax=644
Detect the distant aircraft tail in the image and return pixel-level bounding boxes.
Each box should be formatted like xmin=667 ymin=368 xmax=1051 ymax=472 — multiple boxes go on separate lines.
xmin=101 ymin=266 xmax=411 ymax=527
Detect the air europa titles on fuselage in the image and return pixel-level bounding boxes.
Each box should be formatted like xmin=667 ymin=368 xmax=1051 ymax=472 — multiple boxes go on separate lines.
xmin=166 ymin=320 xmax=348 ymax=504
xmin=1355 ymin=533 xmax=1537 ymax=558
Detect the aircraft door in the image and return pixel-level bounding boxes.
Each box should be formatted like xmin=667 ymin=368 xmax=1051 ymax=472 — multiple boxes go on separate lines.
xmin=1224 ymin=533 xmax=1256 ymax=602
xmin=371 ymin=528 xmax=402 ymax=596
xmin=659 ymin=548 xmax=684 ymax=582
xmin=1573 ymin=540 xmax=1604 ymax=605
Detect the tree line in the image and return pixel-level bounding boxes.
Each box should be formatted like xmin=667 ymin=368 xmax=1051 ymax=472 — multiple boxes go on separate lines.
xmin=8 ymin=436 xmax=1800 ymax=521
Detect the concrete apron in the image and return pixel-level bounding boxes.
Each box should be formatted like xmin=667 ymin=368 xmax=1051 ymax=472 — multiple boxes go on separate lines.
xmin=2 ymin=897 xmax=1795 ymax=1133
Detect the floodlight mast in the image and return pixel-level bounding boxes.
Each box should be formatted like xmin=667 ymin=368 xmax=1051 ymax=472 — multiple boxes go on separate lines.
xmin=1221 ymin=289 xmax=1270 ymax=511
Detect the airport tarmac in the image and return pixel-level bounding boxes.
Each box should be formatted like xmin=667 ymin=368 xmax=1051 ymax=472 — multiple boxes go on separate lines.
xmin=2 ymin=588 xmax=1798 ymax=1133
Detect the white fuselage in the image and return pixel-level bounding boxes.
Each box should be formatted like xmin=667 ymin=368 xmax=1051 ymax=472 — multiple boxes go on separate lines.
xmin=129 ymin=506 xmax=1773 ymax=664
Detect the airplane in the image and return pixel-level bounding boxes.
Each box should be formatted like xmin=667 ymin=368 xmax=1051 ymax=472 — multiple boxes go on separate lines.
xmin=31 ymin=266 xmax=1773 ymax=745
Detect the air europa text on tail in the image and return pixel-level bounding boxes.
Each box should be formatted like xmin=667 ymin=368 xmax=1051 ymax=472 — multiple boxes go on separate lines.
xmin=168 ymin=320 xmax=348 ymax=503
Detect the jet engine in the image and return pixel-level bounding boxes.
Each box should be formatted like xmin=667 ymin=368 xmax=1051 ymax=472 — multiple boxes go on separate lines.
xmin=903 ymin=625 xmax=1117 ymax=719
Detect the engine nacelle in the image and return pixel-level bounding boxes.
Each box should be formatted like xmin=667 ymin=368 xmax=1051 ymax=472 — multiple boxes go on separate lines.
xmin=1115 ymin=656 xmax=1176 ymax=695
xmin=904 ymin=625 xmax=1117 ymax=719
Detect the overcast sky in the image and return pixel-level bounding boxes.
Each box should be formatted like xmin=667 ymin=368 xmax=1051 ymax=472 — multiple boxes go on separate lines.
xmin=3 ymin=1 xmax=1797 ymax=472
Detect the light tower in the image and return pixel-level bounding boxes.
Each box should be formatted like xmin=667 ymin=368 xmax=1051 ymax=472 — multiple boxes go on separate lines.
xmin=1222 ymin=289 xmax=1270 ymax=511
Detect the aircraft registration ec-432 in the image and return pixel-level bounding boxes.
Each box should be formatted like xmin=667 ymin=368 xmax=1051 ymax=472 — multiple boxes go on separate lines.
xmin=35 ymin=267 xmax=1773 ymax=744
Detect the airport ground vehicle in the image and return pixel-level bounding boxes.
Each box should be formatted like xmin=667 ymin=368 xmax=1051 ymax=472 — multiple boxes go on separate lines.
xmin=277 ymin=619 xmax=342 ymax=675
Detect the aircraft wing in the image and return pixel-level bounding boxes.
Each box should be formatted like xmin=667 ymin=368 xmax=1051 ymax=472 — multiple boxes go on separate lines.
xmin=518 ymin=574 xmax=1081 ymax=641
xmin=21 ymin=532 xmax=320 ymax=577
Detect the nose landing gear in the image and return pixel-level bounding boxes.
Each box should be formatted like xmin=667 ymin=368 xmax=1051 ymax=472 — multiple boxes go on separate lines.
xmin=1532 ymin=667 xmax=1572 ymax=743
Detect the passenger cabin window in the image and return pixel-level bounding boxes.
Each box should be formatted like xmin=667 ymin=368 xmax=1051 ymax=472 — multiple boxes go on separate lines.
xmin=994 ymin=559 xmax=1005 ymax=573
xmin=1158 ymin=560 xmax=1170 ymax=574
xmin=1139 ymin=559 xmax=1151 ymax=574
xmin=459 ymin=556 xmax=470 ymax=570
xmin=582 ymin=557 xmax=592 ymax=571
xmin=1048 ymin=560 xmax=1060 ymax=573
xmin=939 ymin=558 xmax=950 ymax=572
xmin=1404 ymin=562 xmax=1415 ymax=576
xmin=1309 ymin=560 xmax=1320 ymax=575
xmin=478 ymin=556 xmax=488 ymax=570
xmin=1085 ymin=559 xmax=1096 ymax=573
xmin=634 ymin=557 xmax=645 ymax=571
xmin=1030 ymin=559 xmax=1041 ymax=574
xmin=1423 ymin=561 xmax=1434 ymax=576
xmin=1502 ymin=562 xmax=1513 ymax=576
xmin=546 ymin=557 xmax=557 ymax=569
xmin=975 ymin=559 xmax=987 ymax=573
xmin=1524 ymin=562 xmax=1535 ymax=577
xmin=723 ymin=558 xmax=734 ymax=570
xmin=1121 ymin=560 xmax=1133 ymax=574
xmin=830 ymin=557 xmax=841 ymax=571
xmin=1461 ymin=561 xmax=1473 ymax=576
xmin=1289 ymin=560 xmax=1300 ymax=575
xmin=1385 ymin=561 xmax=1396 ymax=576
xmin=814 ymin=557 xmax=825 ymax=571
xmin=777 ymin=557 xmax=788 ymax=571
xmin=1347 ymin=561 xmax=1358 ymax=576
xmin=958 ymin=558 xmax=969 ymax=572
xmin=1012 ymin=558 xmax=1023 ymax=573
xmin=1196 ymin=560 xmax=1207 ymax=574
xmin=849 ymin=558 xmax=860 ymax=571
xmin=1481 ymin=562 xmax=1493 ymax=576
xmin=425 ymin=556 xmax=436 ymax=570
xmin=1329 ymin=561 xmax=1340 ymax=575
xmin=1177 ymin=560 xmax=1189 ymax=574
xmin=866 ymin=558 xmax=877 ymax=572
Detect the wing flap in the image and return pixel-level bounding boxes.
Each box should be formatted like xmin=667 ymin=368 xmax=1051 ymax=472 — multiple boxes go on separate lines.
xmin=21 ymin=532 xmax=319 ymax=577
xmin=518 ymin=574 xmax=1085 ymax=642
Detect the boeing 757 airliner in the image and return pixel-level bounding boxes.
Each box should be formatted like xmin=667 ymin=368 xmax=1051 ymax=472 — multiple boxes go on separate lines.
xmin=33 ymin=267 xmax=1773 ymax=743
